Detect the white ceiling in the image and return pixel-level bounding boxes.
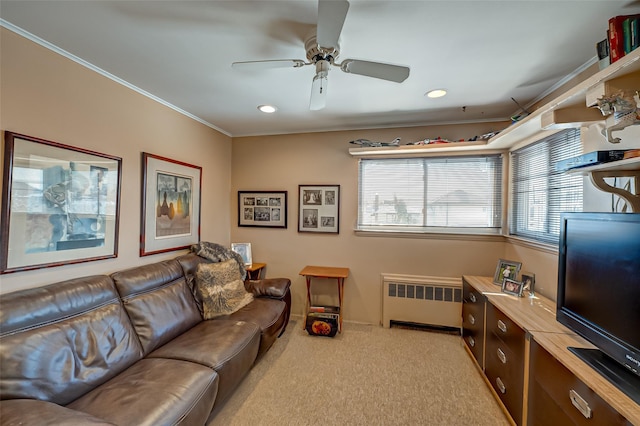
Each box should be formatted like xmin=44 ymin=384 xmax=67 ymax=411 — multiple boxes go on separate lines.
xmin=1 ymin=1 xmax=638 ymax=137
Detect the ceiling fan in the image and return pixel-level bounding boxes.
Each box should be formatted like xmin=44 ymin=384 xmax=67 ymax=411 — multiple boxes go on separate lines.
xmin=231 ymin=0 xmax=410 ymax=110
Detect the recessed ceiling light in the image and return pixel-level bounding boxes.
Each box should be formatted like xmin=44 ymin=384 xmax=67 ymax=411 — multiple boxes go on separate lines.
xmin=258 ymin=104 xmax=277 ymax=113
xmin=426 ymin=89 xmax=447 ymax=98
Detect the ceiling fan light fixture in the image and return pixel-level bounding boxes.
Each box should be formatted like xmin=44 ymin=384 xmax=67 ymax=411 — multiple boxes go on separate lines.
xmin=258 ymin=104 xmax=277 ymax=113
xmin=426 ymin=89 xmax=447 ymax=98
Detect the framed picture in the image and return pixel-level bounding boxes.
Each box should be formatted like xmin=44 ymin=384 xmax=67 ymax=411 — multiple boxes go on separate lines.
xmin=141 ymin=153 xmax=201 ymax=256
xmin=1 ymin=132 xmax=122 ymax=274
xmin=231 ymin=242 xmax=252 ymax=266
xmin=521 ymin=272 xmax=536 ymax=297
xmin=238 ymin=191 xmax=287 ymax=228
xmin=298 ymin=184 xmax=340 ymax=233
xmin=493 ymin=258 xmax=522 ymax=285
xmin=502 ymin=278 xmax=524 ymax=296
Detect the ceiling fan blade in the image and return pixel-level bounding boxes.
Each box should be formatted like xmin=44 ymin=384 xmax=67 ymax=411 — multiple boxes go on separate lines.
xmin=309 ymin=73 xmax=328 ymax=110
xmin=231 ymin=59 xmax=306 ymax=70
xmin=317 ymin=0 xmax=349 ymax=49
xmin=340 ymin=59 xmax=410 ymax=83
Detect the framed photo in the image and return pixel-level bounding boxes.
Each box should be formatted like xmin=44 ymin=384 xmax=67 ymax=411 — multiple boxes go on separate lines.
xmin=1 ymin=132 xmax=122 ymax=274
xmin=493 ymin=258 xmax=522 ymax=285
xmin=141 ymin=153 xmax=201 ymax=256
xmin=238 ymin=191 xmax=287 ymax=228
xmin=521 ymin=272 xmax=536 ymax=296
xmin=502 ymin=278 xmax=524 ymax=296
xmin=298 ymin=185 xmax=340 ymax=233
xmin=231 ymin=242 xmax=252 ymax=266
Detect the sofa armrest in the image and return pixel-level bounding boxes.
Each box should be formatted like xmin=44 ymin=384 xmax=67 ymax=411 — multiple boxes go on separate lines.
xmin=0 ymin=399 xmax=116 ymax=425
xmin=245 ymin=278 xmax=291 ymax=299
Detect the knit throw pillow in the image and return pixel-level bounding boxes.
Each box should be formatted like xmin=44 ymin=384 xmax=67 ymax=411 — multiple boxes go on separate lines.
xmin=195 ymin=259 xmax=254 ymax=319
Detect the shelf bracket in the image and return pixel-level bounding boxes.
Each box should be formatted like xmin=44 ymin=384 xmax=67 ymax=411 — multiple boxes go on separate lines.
xmin=589 ymin=170 xmax=640 ymax=212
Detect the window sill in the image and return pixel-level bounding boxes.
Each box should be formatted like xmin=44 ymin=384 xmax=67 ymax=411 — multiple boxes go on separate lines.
xmin=505 ymin=235 xmax=558 ymax=254
xmin=354 ymin=228 xmax=505 ymax=242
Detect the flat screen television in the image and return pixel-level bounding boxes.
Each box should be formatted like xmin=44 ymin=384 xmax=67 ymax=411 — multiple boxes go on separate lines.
xmin=557 ymin=212 xmax=640 ymax=404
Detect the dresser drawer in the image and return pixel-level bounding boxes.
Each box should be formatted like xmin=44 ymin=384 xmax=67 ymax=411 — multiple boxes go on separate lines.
xmin=462 ymin=299 xmax=485 ymax=368
xmin=486 ymin=302 xmax=525 ymax=356
xmin=463 ymin=279 xmax=482 ymax=304
xmin=528 ymin=339 xmax=630 ymax=426
xmin=485 ymin=331 xmax=525 ymax=424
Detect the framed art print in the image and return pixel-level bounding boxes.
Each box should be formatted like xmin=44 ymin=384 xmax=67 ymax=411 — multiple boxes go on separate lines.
xmin=298 ymin=184 xmax=340 ymax=233
xmin=140 ymin=152 xmax=201 ymax=256
xmin=238 ymin=191 xmax=287 ymax=228
xmin=1 ymin=132 xmax=122 ymax=273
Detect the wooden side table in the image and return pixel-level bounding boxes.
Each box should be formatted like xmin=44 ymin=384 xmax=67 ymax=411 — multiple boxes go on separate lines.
xmin=246 ymin=262 xmax=266 ymax=280
xmin=299 ymin=265 xmax=349 ymax=332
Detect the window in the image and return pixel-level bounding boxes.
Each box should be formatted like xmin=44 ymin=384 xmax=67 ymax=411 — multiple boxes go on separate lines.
xmin=510 ymin=129 xmax=583 ymax=244
xmin=358 ymin=155 xmax=503 ymax=233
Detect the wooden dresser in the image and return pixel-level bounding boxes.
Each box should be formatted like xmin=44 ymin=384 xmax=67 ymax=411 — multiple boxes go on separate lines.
xmin=462 ymin=276 xmax=640 ymax=426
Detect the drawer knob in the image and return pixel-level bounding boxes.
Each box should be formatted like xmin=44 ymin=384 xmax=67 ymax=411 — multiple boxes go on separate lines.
xmin=497 ymin=319 xmax=507 ymax=333
xmin=497 ymin=348 xmax=507 ymax=364
xmin=470 ymin=293 xmax=477 ymax=303
xmin=496 ymin=377 xmax=506 ymax=394
xmin=468 ymin=314 xmax=475 ymax=325
xmin=468 ymin=336 xmax=475 ymax=347
xmin=569 ymin=389 xmax=592 ymax=419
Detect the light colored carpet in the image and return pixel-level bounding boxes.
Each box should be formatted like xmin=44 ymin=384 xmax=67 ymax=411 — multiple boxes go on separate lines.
xmin=209 ymin=318 xmax=510 ymax=426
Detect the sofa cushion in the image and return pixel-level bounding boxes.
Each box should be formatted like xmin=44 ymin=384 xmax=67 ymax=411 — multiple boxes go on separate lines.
xmin=111 ymin=259 xmax=202 ymax=355
xmin=0 ymin=399 xmax=116 ymax=425
xmin=67 ymin=358 xmax=218 ymax=426
xmin=229 ymin=298 xmax=287 ymax=357
xmin=0 ymin=276 xmax=143 ymax=405
xmin=195 ymin=260 xmax=254 ymax=318
xmin=147 ymin=319 xmax=260 ymax=404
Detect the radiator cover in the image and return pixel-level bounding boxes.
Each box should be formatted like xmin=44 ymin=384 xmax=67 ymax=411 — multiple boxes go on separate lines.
xmin=381 ymin=274 xmax=462 ymax=329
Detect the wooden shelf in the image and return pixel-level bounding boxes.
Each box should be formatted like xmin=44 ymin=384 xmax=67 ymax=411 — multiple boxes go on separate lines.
xmin=488 ymin=48 xmax=640 ymax=149
xmin=349 ymin=49 xmax=640 ymax=156
xmin=567 ymin=155 xmax=640 ymax=174
xmin=567 ymin=156 xmax=640 ymax=212
xmin=348 ymin=140 xmax=490 ymax=156
xmin=349 ymin=49 xmax=640 ymax=157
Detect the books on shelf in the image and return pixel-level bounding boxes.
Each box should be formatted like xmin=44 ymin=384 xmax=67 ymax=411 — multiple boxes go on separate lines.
xmin=608 ymin=14 xmax=640 ymax=63
xmin=597 ymin=38 xmax=610 ymax=70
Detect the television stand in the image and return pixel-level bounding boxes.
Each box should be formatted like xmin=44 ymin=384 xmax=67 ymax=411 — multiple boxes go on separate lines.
xmin=568 ymin=347 xmax=640 ymax=405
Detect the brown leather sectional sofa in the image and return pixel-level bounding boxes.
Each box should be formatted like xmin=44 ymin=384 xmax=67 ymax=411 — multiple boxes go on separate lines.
xmin=0 ymin=253 xmax=291 ymax=425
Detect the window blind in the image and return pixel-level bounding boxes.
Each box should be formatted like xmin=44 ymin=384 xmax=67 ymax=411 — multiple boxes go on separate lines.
xmin=358 ymin=155 xmax=503 ymax=232
xmin=510 ymin=129 xmax=583 ymax=244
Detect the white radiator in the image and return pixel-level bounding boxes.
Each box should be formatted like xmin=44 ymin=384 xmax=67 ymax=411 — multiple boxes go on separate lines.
xmin=381 ymin=274 xmax=462 ymax=329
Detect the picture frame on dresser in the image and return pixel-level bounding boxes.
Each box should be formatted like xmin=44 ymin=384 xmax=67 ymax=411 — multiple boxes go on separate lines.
xmin=1 ymin=131 xmax=122 ymax=273
xmin=521 ymin=272 xmax=535 ymax=296
xmin=238 ymin=191 xmax=287 ymax=228
xmin=140 ymin=152 xmax=201 ymax=256
xmin=298 ymin=184 xmax=340 ymax=233
xmin=493 ymin=258 xmax=521 ymax=285
xmin=501 ymin=278 xmax=524 ymax=296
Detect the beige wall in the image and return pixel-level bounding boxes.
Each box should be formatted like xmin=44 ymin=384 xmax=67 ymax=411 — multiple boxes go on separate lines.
xmin=0 ymin=29 xmax=232 ymax=294
xmin=231 ymin=121 xmax=640 ymax=322
xmin=231 ymin=126 xmax=521 ymax=324
xmin=5 ymin=27 xmax=629 ymax=323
